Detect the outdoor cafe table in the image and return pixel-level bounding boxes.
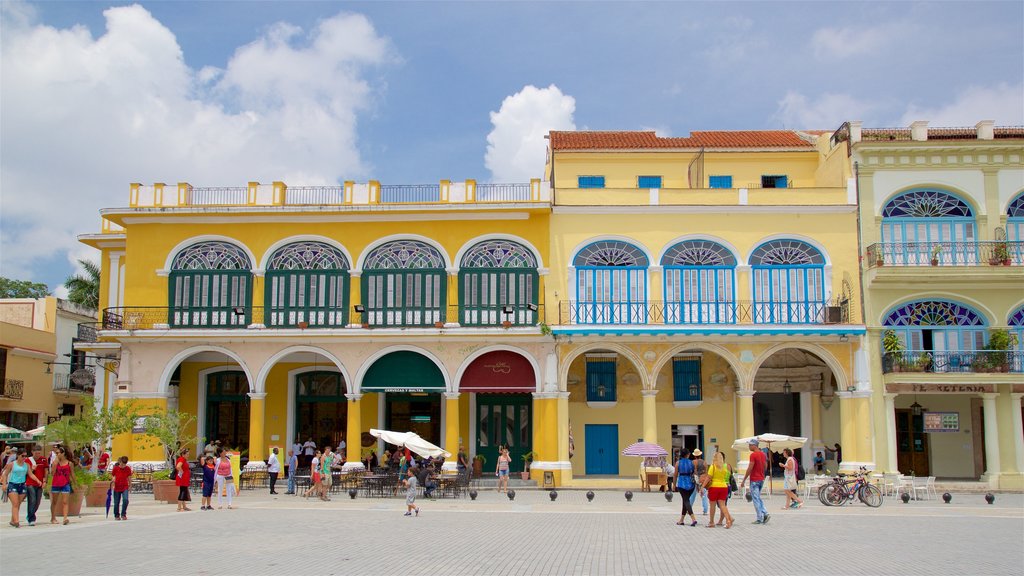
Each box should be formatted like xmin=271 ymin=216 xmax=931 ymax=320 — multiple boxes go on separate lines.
xmin=359 ymin=475 xmax=393 ymax=498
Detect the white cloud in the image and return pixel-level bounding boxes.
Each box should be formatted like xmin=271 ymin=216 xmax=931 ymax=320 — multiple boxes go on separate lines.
xmin=900 ymin=83 xmax=1024 ymax=126
xmin=0 ymin=4 xmax=392 ymax=280
xmin=811 ymin=23 xmax=900 ymax=60
xmin=485 ymin=84 xmax=576 ymax=182
xmin=773 ymin=90 xmax=881 ymax=129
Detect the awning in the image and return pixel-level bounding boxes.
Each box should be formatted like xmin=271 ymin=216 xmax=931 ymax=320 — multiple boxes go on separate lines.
xmin=361 ymin=351 xmax=446 ymax=393
xmin=459 ymin=351 xmax=536 ymax=393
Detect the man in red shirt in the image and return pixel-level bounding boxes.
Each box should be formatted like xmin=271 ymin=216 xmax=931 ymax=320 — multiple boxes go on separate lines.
xmin=111 ymin=456 xmax=132 ymax=520
xmin=739 ymin=439 xmax=770 ymax=525
xmin=25 ymin=445 xmax=48 ymax=526
xmin=175 ymin=448 xmax=192 ymax=512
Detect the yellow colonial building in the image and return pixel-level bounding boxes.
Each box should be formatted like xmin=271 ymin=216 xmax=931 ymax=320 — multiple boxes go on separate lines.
xmin=848 ymin=121 xmax=1024 ymax=489
xmin=79 ymin=128 xmax=876 ymax=485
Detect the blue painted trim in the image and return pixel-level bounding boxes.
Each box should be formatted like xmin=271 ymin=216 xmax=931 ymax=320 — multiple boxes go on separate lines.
xmin=551 ymin=326 xmax=867 ymax=336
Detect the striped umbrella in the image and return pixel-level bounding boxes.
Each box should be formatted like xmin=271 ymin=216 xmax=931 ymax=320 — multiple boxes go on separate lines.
xmin=621 ymin=441 xmax=668 ymax=457
xmin=0 ymin=424 xmax=25 ymax=441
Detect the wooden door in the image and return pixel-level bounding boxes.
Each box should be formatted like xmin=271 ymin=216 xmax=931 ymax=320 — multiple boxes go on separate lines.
xmin=896 ymin=409 xmax=930 ymax=476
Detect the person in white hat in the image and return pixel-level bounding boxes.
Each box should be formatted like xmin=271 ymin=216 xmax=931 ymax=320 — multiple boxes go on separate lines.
xmin=689 ymin=448 xmax=709 ymax=515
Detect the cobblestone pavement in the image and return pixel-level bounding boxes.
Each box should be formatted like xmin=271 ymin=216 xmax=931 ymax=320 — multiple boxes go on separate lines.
xmin=1 ymin=489 xmax=1021 ymax=576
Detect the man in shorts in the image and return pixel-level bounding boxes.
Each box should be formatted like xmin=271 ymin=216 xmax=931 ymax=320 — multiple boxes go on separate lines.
xmin=320 ymin=446 xmax=334 ymax=499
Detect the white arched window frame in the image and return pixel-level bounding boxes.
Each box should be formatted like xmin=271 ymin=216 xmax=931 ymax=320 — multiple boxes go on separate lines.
xmin=169 ymin=241 xmax=253 ymax=328
xmin=750 ymin=240 xmax=825 ymax=324
xmin=661 ymin=240 xmax=737 ymax=324
xmin=573 ymin=241 xmax=649 ymax=324
xmin=265 ymin=242 xmax=350 ymax=328
xmin=880 ymin=189 xmax=977 ymax=265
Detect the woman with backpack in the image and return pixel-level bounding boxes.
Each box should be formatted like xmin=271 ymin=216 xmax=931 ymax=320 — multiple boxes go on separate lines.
xmin=702 ymin=451 xmax=734 ymax=529
xmin=781 ymin=448 xmax=804 ymax=510
xmin=674 ymin=449 xmax=697 ymax=527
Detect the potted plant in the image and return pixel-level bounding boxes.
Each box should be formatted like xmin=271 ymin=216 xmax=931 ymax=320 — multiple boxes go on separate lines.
xmin=502 ymin=320 xmax=513 ymax=328
xmin=141 ymin=409 xmax=200 ymax=503
xmin=882 ymin=329 xmax=905 ymax=372
xmin=980 ymin=329 xmax=1018 ymax=373
xmin=993 ymin=242 xmax=1011 ymax=266
xmin=520 ymin=451 xmax=535 ymax=480
xmin=85 ymin=471 xmax=113 ymax=507
xmin=930 ymin=245 xmax=942 ymax=266
xmin=434 ymin=321 xmax=445 ymax=328
xmin=472 ymin=454 xmax=486 ymax=478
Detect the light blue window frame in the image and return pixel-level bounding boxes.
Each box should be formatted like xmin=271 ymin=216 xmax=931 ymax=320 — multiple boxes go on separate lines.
xmin=586 ymin=360 xmax=616 ymax=402
xmin=578 ymin=176 xmax=605 ymax=189
xmin=1011 ymin=307 xmax=1024 ymax=372
xmin=1007 ymin=192 xmax=1024 ymax=265
xmin=662 ymin=240 xmax=737 ymax=324
xmin=573 ymin=241 xmax=649 ymax=324
xmin=761 ymin=175 xmax=788 ymax=188
xmin=708 ymin=175 xmax=733 ymax=189
xmin=672 ymin=358 xmax=701 ymax=402
xmin=638 ymin=176 xmax=662 ymax=189
xmin=750 ymin=240 xmax=825 ymax=324
xmin=880 ymin=189 xmax=977 ymax=265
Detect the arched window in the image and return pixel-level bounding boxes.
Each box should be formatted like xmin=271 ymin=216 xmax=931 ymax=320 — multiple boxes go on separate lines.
xmin=265 ymin=242 xmax=350 ymax=328
xmin=880 ymin=189 xmax=976 ymax=265
xmin=573 ymin=240 xmax=649 ymax=324
xmin=362 ymin=240 xmax=446 ymax=326
xmin=169 ymin=241 xmax=252 ymax=327
xmin=883 ymin=300 xmax=987 ymax=372
xmin=459 ymin=240 xmax=539 ymax=326
xmin=1007 ymin=192 xmax=1024 ymax=264
xmin=750 ymin=240 xmax=825 ymax=324
xmin=1010 ymin=306 xmax=1024 ymax=372
xmin=662 ymin=240 xmax=736 ymax=324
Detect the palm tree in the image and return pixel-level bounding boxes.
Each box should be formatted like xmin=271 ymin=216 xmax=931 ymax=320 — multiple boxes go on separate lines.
xmin=64 ymin=258 xmax=100 ymax=309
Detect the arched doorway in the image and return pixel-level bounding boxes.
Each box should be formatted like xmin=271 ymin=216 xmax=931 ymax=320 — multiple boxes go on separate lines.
xmin=206 ymin=371 xmax=250 ymax=450
xmin=752 ymin=348 xmax=837 ymax=474
xmin=295 ymin=371 xmax=347 ymax=452
xmin=459 ymin=350 xmax=536 ymax=472
xmin=361 ymin=351 xmax=446 ymax=445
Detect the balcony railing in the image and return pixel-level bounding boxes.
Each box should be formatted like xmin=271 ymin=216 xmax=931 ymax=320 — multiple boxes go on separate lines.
xmin=77 ymin=322 xmax=102 ymax=343
xmin=101 ymin=304 xmax=542 ymax=330
xmin=558 ymin=300 xmax=849 ymax=326
xmin=53 ymin=372 xmax=95 ymax=394
xmin=0 ymin=378 xmax=24 ymax=400
xmin=380 ymin=184 xmax=441 ymax=203
xmin=865 ymin=241 xmax=1024 ymax=268
xmin=882 ymin=350 xmax=1024 ymax=374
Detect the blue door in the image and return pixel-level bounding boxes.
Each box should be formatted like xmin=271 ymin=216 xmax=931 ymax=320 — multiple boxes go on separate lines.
xmin=585 ymin=424 xmax=619 ymax=475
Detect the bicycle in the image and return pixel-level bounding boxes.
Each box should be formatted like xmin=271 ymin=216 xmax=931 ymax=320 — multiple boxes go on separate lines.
xmin=817 ymin=467 xmax=882 ymax=507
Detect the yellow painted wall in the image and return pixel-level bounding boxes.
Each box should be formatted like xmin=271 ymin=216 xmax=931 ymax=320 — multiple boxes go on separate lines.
xmin=127 ymin=397 xmax=169 ymax=461
xmin=894 ymin=394 xmax=977 ymax=478
xmin=0 ymin=322 xmax=69 ymax=429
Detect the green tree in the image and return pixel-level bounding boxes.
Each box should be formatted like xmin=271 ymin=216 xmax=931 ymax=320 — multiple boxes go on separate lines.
xmin=63 ymin=259 xmax=101 ymax=309
xmin=0 ymin=277 xmax=50 ymax=298
xmin=44 ymin=401 xmax=141 ymax=473
xmin=142 ymin=410 xmax=200 ymax=469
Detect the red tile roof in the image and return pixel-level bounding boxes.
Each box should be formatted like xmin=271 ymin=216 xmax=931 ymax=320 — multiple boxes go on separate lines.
xmin=549 ymin=130 xmax=817 ymax=151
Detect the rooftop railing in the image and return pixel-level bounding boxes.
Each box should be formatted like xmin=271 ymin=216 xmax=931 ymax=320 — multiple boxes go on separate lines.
xmin=380 ymin=184 xmax=441 ymax=203
xmin=189 ymin=187 xmax=249 ymax=205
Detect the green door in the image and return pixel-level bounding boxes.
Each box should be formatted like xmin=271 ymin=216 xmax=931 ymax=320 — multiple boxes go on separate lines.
xmin=475 ymin=394 xmax=532 ymax=473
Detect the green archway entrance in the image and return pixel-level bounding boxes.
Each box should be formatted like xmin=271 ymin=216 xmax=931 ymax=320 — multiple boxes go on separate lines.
xmin=362 ymin=351 xmax=446 ymax=445
xmin=295 ymin=371 xmax=347 ymax=451
xmin=206 ymin=371 xmax=250 ymax=451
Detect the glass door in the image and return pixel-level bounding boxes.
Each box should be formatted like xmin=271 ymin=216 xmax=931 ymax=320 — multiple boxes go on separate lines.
xmin=475 ymin=394 xmax=531 ymax=473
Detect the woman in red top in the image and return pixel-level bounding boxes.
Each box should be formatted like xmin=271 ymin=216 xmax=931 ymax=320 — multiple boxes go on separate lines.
xmin=49 ymin=446 xmax=74 ymax=525
xmin=175 ymin=447 xmax=192 ymax=512
xmin=110 ymin=456 xmax=132 ymax=520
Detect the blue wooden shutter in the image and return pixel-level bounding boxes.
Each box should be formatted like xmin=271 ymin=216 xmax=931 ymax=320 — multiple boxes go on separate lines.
xmin=672 ymin=358 xmax=701 ymax=401
xmin=638 ymin=176 xmax=662 ymax=189
xmin=709 ymin=175 xmax=732 ymax=189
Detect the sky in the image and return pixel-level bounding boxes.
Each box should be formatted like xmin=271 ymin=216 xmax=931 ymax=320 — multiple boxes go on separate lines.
xmin=1 ymin=1 xmax=1022 ymax=297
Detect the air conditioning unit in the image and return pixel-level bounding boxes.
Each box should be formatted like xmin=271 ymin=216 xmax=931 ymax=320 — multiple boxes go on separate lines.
xmin=824 ymin=306 xmax=843 ymax=324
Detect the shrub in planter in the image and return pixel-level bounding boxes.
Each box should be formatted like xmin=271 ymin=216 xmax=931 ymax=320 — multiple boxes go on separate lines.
xmin=152 ymin=469 xmax=179 ymax=503
xmin=472 ymin=454 xmax=486 ymax=478
xmin=86 ymin=472 xmax=112 ymax=507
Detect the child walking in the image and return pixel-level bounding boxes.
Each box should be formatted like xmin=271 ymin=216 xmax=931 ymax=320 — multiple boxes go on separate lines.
xmin=403 ymin=468 xmax=420 ymax=517
xmin=110 ymin=456 xmax=132 ymax=520
xmin=200 ymin=456 xmax=215 ymax=510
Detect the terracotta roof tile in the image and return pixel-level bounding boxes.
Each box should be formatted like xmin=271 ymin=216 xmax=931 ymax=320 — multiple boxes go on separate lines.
xmin=549 ymin=130 xmax=816 ymax=151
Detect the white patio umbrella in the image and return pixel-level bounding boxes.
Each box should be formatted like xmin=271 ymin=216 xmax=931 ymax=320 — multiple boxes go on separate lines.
xmin=369 ymin=429 xmax=451 ymax=459
xmin=24 ymin=425 xmax=46 ymax=441
xmin=732 ymin=433 xmax=808 ymax=495
xmin=0 ymin=424 xmax=25 ymax=441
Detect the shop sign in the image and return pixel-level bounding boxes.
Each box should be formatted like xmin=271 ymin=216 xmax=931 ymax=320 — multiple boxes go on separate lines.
xmin=923 ymin=412 xmax=959 ymax=433
xmin=885 ymin=383 xmax=994 ymax=394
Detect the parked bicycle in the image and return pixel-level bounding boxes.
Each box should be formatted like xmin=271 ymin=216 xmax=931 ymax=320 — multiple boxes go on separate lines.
xmin=817 ymin=466 xmax=882 ymax=507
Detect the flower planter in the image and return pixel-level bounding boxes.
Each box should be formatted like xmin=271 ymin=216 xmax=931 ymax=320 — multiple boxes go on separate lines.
xmin=153 ymin=479 xmax=179 ymax=504
xmin=434 ymin=321 xmax=444 ymax=328
xmin=472 ymin=460 xmax=483 ymax=478
xmin=520 ymin=471 xmax=530 ymax=481
xmin=86 ymin=481 xmax=109 ymax=507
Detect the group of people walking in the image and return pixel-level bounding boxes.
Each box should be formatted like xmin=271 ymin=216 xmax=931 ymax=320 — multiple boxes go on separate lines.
xmin=674 ymin=440 xmax=805 ymax=529
xmin=0 ymin=445 xmax=80 ymax=527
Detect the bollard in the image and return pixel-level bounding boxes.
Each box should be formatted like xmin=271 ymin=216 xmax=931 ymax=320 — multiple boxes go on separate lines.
xmin=469 ymin=489 xmax=478 ymax=501
xmin=549 ymin=490 xmax=558 ymax=501
xmin=586 ymin=490 xmax=595 ymax=502
xmin=625 ymin=490 xmax=633 ymax=502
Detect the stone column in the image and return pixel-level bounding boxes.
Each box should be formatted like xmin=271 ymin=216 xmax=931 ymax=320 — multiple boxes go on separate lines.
xmin=641 ymin=389 xmax=658 ymax=444
xmin=736 ymin=390 xmax=755 ymax=472
xmin=980 ymin=393 xmax=1001 ymax=486
xmin=247 ymin=392 xmax=267 ymax=467
xmin=442 ymin=393 xmax=460 ymax=472
xmin=883 ymin=393 xmax=899 ymax=473
xmin=837 ymin=392 xmax=857 ymax=472
xmin=343 ymin=394 xmax=364 ymax=471
xmin=1011 ymin=394 xmax=1024 ymax=477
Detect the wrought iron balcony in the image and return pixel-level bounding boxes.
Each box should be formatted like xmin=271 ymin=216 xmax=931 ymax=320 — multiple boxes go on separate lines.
xmin=558 ymin=300 xmax=849 ymax=325
xmin=882 ymin=350 xmax=1024 ymax=374
xmin=77 ymin=322 xmax=102 ymax=343
xmin=53 ymin=372 xmax=96 ymax=394
xmin=865 ymin=241 xmax=1024 ymax=268
xmin=0 ymin=378 xmax=24 ymax=400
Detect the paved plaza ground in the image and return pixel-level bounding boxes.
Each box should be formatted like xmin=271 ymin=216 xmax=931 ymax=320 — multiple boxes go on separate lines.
xmin=1 ymin=488 xmax=1021 ymax=575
